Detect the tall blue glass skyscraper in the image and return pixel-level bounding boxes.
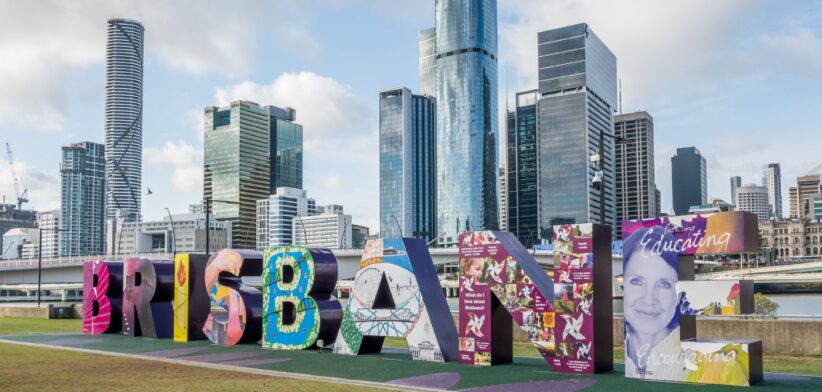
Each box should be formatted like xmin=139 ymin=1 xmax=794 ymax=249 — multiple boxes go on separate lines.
xmin=267 ymin=106 xmax=303 ymax=190
xmin=423 ymin=0 xmax=498 ymax=245
xmin=379 ymin=87 xmax=437 ymax=242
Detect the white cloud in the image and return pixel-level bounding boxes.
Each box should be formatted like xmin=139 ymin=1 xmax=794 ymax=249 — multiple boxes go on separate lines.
xmin=214 ymin=71 xmax=371 ymax=151
xmin=0 ymin=0 xmax=306 ymax=131
xmin=0 ymin=159 xmax=60 ymax=212
xmin=214 ymin=72 xmax=379 ymax=230
xmin=144 ymin=140 xmax=203 ymax=193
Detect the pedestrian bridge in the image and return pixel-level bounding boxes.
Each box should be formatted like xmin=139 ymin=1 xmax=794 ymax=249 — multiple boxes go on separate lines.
xmin=0 ymin=247 xmax=729 ymax=301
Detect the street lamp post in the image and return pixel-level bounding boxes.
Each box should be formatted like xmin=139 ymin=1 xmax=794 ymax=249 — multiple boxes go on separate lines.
xmin=593 ymin=130 xmax=630 ymax=226
xmin=390 ymin=214 xmax=403 ymax=238
xmin=37 ymin=226 xmax=67 ymax=307
xmin=164 ymin=208 xmax=176 ymax=259
xmin=204 ymin=197 xmax=241 ymax=254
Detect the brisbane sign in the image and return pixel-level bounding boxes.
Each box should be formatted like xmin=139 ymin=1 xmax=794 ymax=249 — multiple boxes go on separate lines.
xmin=82 ymin=211 xmax=763 ymax=387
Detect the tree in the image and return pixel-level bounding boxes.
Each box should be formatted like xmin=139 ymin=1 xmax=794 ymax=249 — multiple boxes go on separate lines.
xmin=754 ymin=293 xmax=779 ymax=318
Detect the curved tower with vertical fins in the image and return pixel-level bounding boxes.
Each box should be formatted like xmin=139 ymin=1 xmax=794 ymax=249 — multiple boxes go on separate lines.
xmin=104 ymin=18 xmax=144 ymax=225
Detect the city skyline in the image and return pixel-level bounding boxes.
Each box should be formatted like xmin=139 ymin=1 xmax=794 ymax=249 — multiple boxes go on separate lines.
xmin=1 ymin=1 xmax=821 ymax=232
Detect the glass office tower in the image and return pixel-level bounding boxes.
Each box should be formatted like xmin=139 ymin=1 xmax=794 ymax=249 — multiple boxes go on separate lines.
xmin=379 ymin=87 xmax=437 ymax=243
xmin=204 ymin=101 xmax=271 ymax=250
xmin=104 ymin=18 xmax=144 ymax=225
xmin=60 ymin=142 xmax=106 ymax=256
xmin=432 ymin=0 xmax=498 ymax=245
xmin=671 ymin=147 xmax=708 ymax=215
xmin=536 ymin=23 xmax=617 ymax=238
xmin=506 ymin=90 xmax=539 ymax=248
xmin=267 ymin=106 xmax=303 ymax=190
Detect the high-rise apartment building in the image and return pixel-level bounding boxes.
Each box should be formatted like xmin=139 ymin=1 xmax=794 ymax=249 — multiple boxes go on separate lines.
xmin=730 ymin=176 xmax=742 ymax=209
xmin=204 ymin=101 xmax=271 ymax=249
xmin=422 ymin=0 xmax=498 ymax=245
xmin=293 ymin=205 xmax=352 ymax=249
xmin=671 ymin=147 xmax=707 ymax=215
xmin=736 ymin=184 xmax=771 ymax=222
xmin=536 ymin=23 xmax=618 ymax=236
xmin=506 ymin=90 xmax=539 ymax=247
xmin=104 ymin=18 xmax=144 ymax=227
xmin=789 ymin=186 xmax=799 ymax=218
xmin=256 ymin=187 xmax=317 ymax=250
xmin=37 ymin=209 xmax=60 ymax=259
xmin=762 ymin=163 xmax=782 ymax=219
xmin=379 ymin=87 xmax=436 ymax=242
xmin=614 ymin=111 xmax=657 ymax=233
xmin=61 ymin=142 xmax=106 ymax=256
xmin=791 ymin=175 xmax=822 ymax=218
xmin=268 ymin=106 xmax=303 ymax=190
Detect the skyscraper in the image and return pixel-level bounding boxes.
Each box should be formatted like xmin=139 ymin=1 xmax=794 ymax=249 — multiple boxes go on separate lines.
xmin=614 ymin=111 xmax=657 ymax=233
xmin=268 ymin=106 xmax=303 ymax=190
xmin=736 ymin=184 xmax=770 ymax=222
xmin=506 ymin=90 xmax=539 ymax=247
xmin=204 ymin=101 xmax=271 ymax=249
xmin=425 ymin=0 xmax=498 ymax=245
xmin=378 ymin=87 xmax=436 ymax=242
xmin=104 ymin=18 xmax=144 ymax=229
xmin=671 ymin=147 xmax=707 ymax=215
xmin=61 ymin=142 xmax=106 ymax=256
xmin=536 ymin=23 xmax=618 ymax=236
xmin=762 ymin=163 xmax=782 ymax=219
xmin=730 ymin=176 xmax=742 ymax=209
xmin=418 ymin=27 xmax=437 ymax=97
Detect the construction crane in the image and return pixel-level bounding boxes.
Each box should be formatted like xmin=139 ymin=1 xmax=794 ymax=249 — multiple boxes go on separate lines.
xmin=5 ymin=143 xmax=28 ymax=210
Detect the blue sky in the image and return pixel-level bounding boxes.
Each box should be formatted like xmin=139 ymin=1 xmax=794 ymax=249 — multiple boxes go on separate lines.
xmin=0 ymin=0 xmax=820 ymax=232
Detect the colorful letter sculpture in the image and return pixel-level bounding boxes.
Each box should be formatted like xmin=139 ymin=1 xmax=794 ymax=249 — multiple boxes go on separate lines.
xmin=261 ymin=246 xmax=342 ymax=350
xmin=82 ymin=260 xmax=123 ymax=334
xmin=203 ymin=249 xmax=263 ymax=346
xmin=173 ymin=254 xmax=211 ymax=342
xmin=458 ymin=229 xmax=612 ymax=373
xmin=122 ymin=258 xmax=175 ymax=338
xmin=622 ymin=211 xmax=763 ymax=386
xmin=551 ymin=224 xmax=613 ymax=373
xmin=333 ymin=238 xmax=458 ymax=362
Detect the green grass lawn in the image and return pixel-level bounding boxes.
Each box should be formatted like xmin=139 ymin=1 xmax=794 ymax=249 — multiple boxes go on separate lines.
xmin=2 ymin=316 xmax=822 ymax=391
xmin=0 ymin=317 xmax=384 ymax=392
xmin=0 ymin=317 xmax=81 ymax=335
xmin=0 ymin=343 xmax=381 ymax=392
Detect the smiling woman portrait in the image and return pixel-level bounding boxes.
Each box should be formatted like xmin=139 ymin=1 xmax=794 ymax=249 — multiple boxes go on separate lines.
xmin=622 ymin=226 xmax=688 ymax=381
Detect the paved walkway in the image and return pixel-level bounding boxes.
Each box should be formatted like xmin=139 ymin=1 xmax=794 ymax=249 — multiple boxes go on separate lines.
xmin=1 ymin=333 xmax=819 ymax=391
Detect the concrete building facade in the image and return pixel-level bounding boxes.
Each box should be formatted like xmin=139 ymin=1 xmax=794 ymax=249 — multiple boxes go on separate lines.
xmin=736 ymin=184 xmax=771 ymax=222
xmin=293 ymin=205 xmax=352 ymax=249
xmin=614 ymin=111 xmax=657 ymax=233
